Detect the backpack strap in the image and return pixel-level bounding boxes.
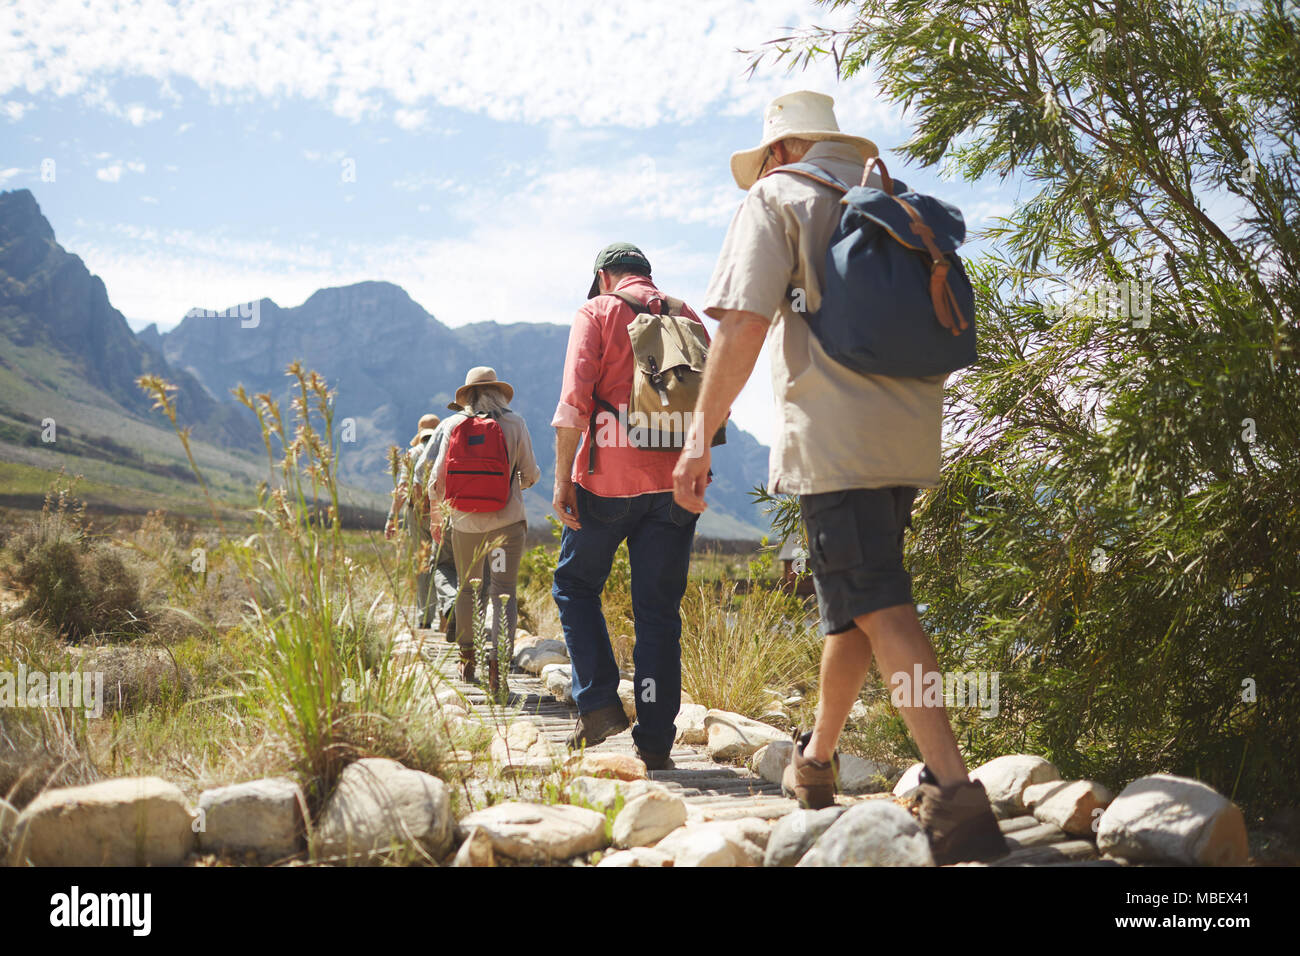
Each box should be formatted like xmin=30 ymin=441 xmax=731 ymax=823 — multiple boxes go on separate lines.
xmin=774 ymin=162 xmax=850 ymax=194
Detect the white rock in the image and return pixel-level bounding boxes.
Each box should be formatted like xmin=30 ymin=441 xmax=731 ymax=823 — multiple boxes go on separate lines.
xmin=655 ymin=818 xmax=768 ymax=866
xmin=840 ymin=755 xmax=899 ymax=794
xmin=10 ymin=776 xmax=195 ymax=866
xmin=653 ymin=826 xmax=748 ymax=867
xmin=704 ymin=710 xmax=788 ymax=761
xmin=489 ymin=720 xmax=557 ymax=770
xmin=617 ymin=679 xmax=637 ymax=722
xmin=513 ymin=639 xmax=568 ymax=674
xmin=0 ymin=796 xmax=16 ymax=846
xmin=1097 ymin=774 xmax=1248 ymax=866
xmin=752 ymin=740 xmax=794 ymax=784
xmin=198 ymin=777 xmax=304 ymax=861
xmin=764 ymin=807 xmax=846 ymax=867
xmin=674 ymin=703 xmax=709 ymax=745
xmin=568 ymin=776 xmax=662 ymax=812
xmin=798 ymin=801 xmax=934 ymax=867
xmin=452 ymin=826 xmax=495 ymax=867
xmin=613 ymin=791 xmax=688 ymax=848
xmin=969 ymin=755 xmax=1061 ymax=818
xmin=316 ymin=758 xmax=452 ymax=862
xmin=892 ymin=762 xmax=925 ymax=796
xmin=457 ymin=802 xmax=608 ymax=862
xmin=541 ymin=663 xmax=573 ymax=703
xmin=1024 ymin=779 xmax=1113 ymax=837
xmin=596 ymin=847 xmax=673 ymax=867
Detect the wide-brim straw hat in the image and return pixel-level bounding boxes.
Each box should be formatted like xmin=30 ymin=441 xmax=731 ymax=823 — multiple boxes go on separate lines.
xmin=454 ymin=366 xmax=514 ymax=407
xmin=730 ymin=90 xmax=878 ymax=191
xmin=408 ymin=412 xmax=441 ymax=446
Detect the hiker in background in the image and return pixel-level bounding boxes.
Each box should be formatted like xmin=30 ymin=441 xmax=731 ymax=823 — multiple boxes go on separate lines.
xmin=414 ymin=400 xmax=478 ymax=641
xmin=673 ymin=91 xmax=1006 ymax=864
xmin=385 ymin=412 xmax=440 ymax=629
xmin=550 ymin=242 xmax=723 ymax=770
xmin=429 ymin=368 xmax=540 ymax=690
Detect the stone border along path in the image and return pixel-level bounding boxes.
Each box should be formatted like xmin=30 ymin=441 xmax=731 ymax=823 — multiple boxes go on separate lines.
xmin=415 ymin=631 xmax=1113 ymax=867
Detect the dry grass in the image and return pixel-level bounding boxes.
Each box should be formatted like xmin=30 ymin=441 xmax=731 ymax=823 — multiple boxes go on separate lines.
xmin=679 ymin=580 xmax=822 ymax=719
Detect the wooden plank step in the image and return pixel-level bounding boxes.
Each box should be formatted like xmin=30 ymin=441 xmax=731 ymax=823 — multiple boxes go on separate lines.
xmin=1005 ymin=822 xmax=1072 ymax=849
xmin=998 ymin=815 xmax=1042 ymax=834
xmin=991 ymin=840 xmax=1099 ymax=866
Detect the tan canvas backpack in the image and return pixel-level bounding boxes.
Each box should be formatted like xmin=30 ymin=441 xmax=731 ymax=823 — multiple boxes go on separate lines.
xmin=586 ymin=290 xmax=726 ymax=473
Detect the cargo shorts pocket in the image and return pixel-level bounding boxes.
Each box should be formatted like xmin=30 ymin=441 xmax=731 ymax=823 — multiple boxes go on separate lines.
xmin=801 ymin=491 xmax=864 ymax=576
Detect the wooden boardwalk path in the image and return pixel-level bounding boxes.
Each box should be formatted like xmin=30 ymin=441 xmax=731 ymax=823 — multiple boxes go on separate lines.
xmin=418 ymin=635 xmax=1110 ymax=866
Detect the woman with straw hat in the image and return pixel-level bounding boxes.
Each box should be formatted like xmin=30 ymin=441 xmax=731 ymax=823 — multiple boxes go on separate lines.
xmin=429 ymin=367 xmax=541 ymax=688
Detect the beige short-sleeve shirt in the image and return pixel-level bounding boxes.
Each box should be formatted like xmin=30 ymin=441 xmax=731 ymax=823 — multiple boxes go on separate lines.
xmin=703 ymin=140 xmax=946 ymax=495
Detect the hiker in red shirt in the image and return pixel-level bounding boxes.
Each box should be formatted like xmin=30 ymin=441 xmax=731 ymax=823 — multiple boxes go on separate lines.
xmin=430 ymin=367 xmax=540 ymax=691
xmin=551 ymin=242 xmax=721 ymax=770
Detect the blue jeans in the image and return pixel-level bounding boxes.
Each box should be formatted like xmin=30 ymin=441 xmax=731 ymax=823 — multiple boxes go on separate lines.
xmin=551 ymin=485 xmax=698 ymax=754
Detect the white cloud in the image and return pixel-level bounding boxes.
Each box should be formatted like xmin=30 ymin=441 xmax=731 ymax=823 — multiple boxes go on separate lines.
xmin=0 ymin=1 xmax=900 ymax=138
xmin=393 ymin=107 xmax=426 ymax=131
xmin=0 ymin=166 xmax=25 ymax=183
xmin=0 ymin=99 xmax=32 ymax=120
xmin=94 ymin=157 xmax=146 ymax=182
xmin=124 ymin=103 xmax=161 ymax=125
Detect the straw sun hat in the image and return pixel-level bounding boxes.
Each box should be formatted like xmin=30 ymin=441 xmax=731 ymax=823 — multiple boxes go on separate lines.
xmin=730 ymin=90 xmax=878 ymax=191
xmin=453 ymin=366 xmax=514 ymax=407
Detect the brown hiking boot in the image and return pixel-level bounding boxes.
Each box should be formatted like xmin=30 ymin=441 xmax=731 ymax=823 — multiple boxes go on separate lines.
xmin=565 ymin=704 xmax=630 ymax=749
xmin=635 ymin=746 xmax=675 ymax=772
xmin=487 ymin=655 xmax=501 ymax=696
xmin=781 ymin=730 xmax=838 ymax=810
xmin=457 ymin=646 xmax=475 ymax=683
xmin=916 ymin=765 xmax=1010 ymax=865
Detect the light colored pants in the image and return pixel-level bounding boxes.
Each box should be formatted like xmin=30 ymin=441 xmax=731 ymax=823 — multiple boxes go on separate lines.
xmin=404 ymin=503 xmax=435 ymax=628
xmin=451 ymin=520 xmax=526 ymax=653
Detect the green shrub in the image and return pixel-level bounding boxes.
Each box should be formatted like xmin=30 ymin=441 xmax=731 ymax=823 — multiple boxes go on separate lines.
xmin=3 ymin=486 xmax=149 ymax=640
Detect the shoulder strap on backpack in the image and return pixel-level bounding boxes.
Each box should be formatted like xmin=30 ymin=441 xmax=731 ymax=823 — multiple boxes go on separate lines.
xmin=774 ymin=162 xmax=850 ymax=194
xmin=603 ymin=290 xmax=686 ymax=317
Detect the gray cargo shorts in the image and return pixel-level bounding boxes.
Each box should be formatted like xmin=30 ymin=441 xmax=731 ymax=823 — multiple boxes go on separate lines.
xmin=799 ymin=486 xmax=918 ymax=635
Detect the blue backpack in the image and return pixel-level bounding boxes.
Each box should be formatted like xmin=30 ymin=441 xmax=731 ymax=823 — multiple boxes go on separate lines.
xmin=777 ymin=158 xmax=976 ymax=378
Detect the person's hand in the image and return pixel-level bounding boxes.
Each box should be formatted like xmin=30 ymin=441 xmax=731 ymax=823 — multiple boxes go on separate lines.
xmin=431 ymin=520 xmax=443 ymax=546
xmin=384 ymin=519 xmax=397 ymax=540
xmin=673 ymin=435 xmax=711 ymax=514
xmin=553 ymin=478 xmax=582 ymax=530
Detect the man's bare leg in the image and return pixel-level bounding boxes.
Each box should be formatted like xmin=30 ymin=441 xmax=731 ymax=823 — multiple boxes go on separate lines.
xmin=803 ymin=627 xmax=873 ymax=764
xmin=858 ymin=602 xmax=968 ymax=787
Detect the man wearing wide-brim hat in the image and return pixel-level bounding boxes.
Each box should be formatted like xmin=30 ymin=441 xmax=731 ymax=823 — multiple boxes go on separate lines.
xmin=386 ymin=412 xmax=442 ymax=628
xmin=672 ymin=90 xmax=1007 ymax=865
xmin=428 ymin=366 xmax=540 ymax=688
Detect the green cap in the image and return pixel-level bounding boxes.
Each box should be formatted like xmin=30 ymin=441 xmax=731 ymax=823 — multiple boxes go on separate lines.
xmin=587 ymin=242 xmax=652 ymax=299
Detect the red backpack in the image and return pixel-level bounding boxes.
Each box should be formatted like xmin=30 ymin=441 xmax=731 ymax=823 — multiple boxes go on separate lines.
xmin=444 ymin=413 xmax=512 ymax=512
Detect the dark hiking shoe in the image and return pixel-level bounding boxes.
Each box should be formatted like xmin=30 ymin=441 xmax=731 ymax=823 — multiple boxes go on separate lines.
xmin=442 ymin=610 xmax=457 ymax=642
xmin=635 ymin=747 xmax=675 ymax=772
xmin=781 ymin=730 xmax=838 ymax=810
xmin=565 ymin=704 xmax=630 ymax=749
xmin=916 ymin=765 xmax=1010 ymax=865
xmin=457 ymin=646 xmax=475 ymax=684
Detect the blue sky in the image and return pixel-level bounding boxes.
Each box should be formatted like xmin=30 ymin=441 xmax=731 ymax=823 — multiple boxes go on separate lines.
xmin=0 ymin=0 xmax=1017 ymax=447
